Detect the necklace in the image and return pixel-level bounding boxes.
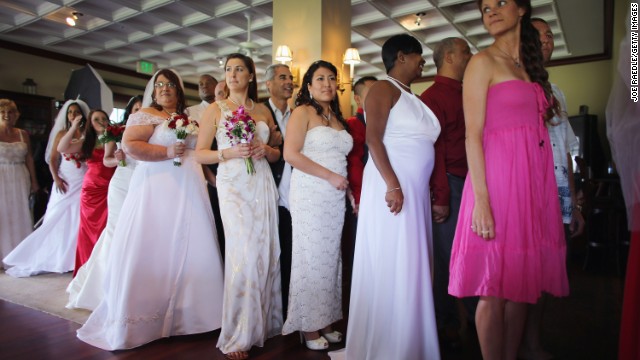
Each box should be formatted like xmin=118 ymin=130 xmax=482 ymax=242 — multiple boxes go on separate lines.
xmin=163 ymin=109 xmax=177 ymax=117
xmin=229 ymin=97 xmax=255 ymax=111
xmin=386 ymin=75 xmax=412 ymax=91
xmin=495 ymin=45 xmax=521 ymax=68
xmin=321 ymin=112 xmax=332 ymax=126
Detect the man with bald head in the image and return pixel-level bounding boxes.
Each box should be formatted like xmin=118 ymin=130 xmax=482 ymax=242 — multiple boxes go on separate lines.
xmin=420 ymin=37 xmax=472 ymax=349
xmin=187 ymin=74 xmax=217 ymax=120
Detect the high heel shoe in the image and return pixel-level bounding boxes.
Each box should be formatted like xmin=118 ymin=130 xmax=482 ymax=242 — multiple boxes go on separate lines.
xmin=320 ymin=330 xmax=343 ymax=343
xmin=299 ymin=332 xmax=329 ymax=350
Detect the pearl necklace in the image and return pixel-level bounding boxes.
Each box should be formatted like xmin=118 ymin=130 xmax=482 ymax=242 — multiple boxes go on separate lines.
xmin=229 ymin=97 xmax=255 ymax=111
xmin=163 ymin=109 xmax=177 ymax=117
xmin=495 ymin=45 xmax=521 ymax=68
xmin=386 ymin=75 xmax=412 ymax=91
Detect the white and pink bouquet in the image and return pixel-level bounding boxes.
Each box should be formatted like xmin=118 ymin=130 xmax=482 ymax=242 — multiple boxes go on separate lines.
xmin=164 ymin=113 xmax=199 ymax=166
xmin=224 ymin=105 xmax=256 ymax=174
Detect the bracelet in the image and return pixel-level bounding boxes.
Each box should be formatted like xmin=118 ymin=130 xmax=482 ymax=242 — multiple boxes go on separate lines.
xmin=217 ymin=149 xmax=225 ymax=163
xmin=386 ymin=187 xmax=401 ymax=193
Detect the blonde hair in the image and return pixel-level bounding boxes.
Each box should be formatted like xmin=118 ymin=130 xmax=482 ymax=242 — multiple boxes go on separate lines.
xmin=0 ymin=99 xmax=18 ymax=112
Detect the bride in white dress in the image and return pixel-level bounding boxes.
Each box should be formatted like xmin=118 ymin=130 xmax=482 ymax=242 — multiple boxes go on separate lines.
xmin=282 ymin=60 xmax=353 ymax=350
xmin=196 ymin=53 xmax=282 ymax=360
xmin=76 ymin=69 xmax=224 ymax=350
xmin=66 ymin=95 xmax=142 ymax=310
xmin=3 ymin=100 xmax=89 ymax=277
xmin=331 ymin=34 xmax=441 ymax=360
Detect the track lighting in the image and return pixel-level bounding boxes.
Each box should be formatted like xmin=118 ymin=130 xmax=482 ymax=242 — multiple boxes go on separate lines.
xmin=415 ymin=12 xmax=425 ymax=27
xmin=66 ymin=12 xmax=83 ymax=27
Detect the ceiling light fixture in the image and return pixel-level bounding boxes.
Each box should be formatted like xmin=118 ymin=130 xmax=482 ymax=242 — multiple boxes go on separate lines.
xmin=66 ymin=12 xmax=83 ymax=27
xmin=415 ymin=12 xmax=425 ymax=27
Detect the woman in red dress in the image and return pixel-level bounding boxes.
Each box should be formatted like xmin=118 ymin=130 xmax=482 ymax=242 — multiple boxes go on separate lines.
xmin=58 ymin=109 xmax=115 ymax=275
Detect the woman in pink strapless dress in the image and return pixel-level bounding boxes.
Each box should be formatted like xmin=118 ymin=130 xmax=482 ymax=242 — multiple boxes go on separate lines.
xmin=448 ymin=1 xmax=569 ymax=359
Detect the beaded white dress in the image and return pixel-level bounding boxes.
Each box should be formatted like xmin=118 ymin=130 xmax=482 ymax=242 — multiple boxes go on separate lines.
xmin=215 ymin=102 xmax=283 ymax=354
xmin=283 ymin=125 xmax=353 ymax=335
xmin=0 ymin=135 xmax=32 ymax=264
xmin=76 ymin=111 xmax=224 ymax=350
xmin=66 ymin=156 xmax=138 ymax=310
xmin=3 ymin=152 xmax=86 ymax=276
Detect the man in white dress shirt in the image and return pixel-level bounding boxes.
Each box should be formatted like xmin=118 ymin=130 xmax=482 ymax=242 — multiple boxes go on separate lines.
xmin=519 ymin=18 xmax=584 ymax=360
xmin=261 ymin=64 xmax=294 ymax=318
xmin=186 ymin=74 xmax=217 ymax=120
xmin=186 ymin=74 xmax=226 ymax=254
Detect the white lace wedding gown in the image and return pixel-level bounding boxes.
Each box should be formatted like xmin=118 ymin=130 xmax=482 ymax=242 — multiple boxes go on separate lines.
xmin=215 ymin=102 xmax=283 ymax=354
xmin=77 ymin=112 xmax=224 ymax=350
xmin=3 ymin=154 xmax=87 ymax=276
xmin=283 ymin=125 xmax=353 ymax=334
xmin=0 ymin=137 xmax=32 ymax=263
xmin=331 ymin=80 xmax=441 ymax=360
xmin=66 ymin=156 xmax=137 ymax=310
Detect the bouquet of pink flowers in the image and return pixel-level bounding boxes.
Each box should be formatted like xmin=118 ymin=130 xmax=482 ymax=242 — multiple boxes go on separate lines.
xmin=99 ymin=123 xmax=127 ymax=166
xmin=224 ymin=105 xmax=256 ymax=175
xmin=164 ymin=113 xmax=199 ymax=166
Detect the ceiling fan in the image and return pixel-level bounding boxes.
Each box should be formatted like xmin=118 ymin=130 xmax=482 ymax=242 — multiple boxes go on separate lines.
xmin=238 ymin=13 xmax=262 ymax=57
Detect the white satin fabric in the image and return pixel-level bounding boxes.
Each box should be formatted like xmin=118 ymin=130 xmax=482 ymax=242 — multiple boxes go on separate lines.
xmin=331 ymin=80 xmax=441 ymax=360
xmin=66 ymin=157 xmax=137 ymax=310
xmin=4 ymin=156 xmax=87 ymax=276
xmin=76 ymin=112 xmax=224 ymax=350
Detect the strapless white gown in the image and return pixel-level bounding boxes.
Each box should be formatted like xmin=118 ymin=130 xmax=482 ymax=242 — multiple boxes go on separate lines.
xmin=215 ymin=102 xmax=283 ymax=354
xmin=76 ymin=112 xmax=224 ymax=350
xmin=283 ymin=126 xmax=353 ymax=334
xmin=66 ymin=157 xmax=138 ymax=310
xmin=4 ymin=155 xmax=87 ymax=277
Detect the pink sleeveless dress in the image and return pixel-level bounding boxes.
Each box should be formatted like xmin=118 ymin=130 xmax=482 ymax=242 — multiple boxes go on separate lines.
xmin=449 ymin=80 xmax=569 ymax=303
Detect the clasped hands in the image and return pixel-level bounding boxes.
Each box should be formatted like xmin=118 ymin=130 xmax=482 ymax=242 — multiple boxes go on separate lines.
xmin=215 ymin=140 xmax=270 ymax=161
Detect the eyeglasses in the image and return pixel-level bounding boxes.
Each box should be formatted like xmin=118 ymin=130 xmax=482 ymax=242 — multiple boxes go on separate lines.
xmin=154 ymin=82 xmax=177 ymax=89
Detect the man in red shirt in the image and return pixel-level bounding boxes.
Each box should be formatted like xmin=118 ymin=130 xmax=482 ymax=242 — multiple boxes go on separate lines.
xmin=420 ymin=37 xmax=472 ymax=349
xmin=346 ymin=76 xmax=377 ymax=215
xmin=343 ymin=76 xmax=376 ymax=314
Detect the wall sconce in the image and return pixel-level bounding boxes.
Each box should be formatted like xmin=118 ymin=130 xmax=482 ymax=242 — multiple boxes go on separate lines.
xmin=274 ymin=45 xmax=293 ymax=64
xmin=66 ymin=12 xmax=83 ymax=27
xmin=337 ymin=48 xmax=361 ymax=94
xmin=22 ymin=78 xmax=37 ymax=95
xmin=273 ymin=45 xmax=301 ymax=88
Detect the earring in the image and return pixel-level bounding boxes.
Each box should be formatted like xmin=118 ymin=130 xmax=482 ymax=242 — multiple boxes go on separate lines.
xmin=310 ymin=93 xmax=313 ymax=100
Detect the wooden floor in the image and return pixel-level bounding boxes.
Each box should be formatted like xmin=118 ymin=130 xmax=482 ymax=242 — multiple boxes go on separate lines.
xmin=0 ymin=243 xmax=625 ymax=360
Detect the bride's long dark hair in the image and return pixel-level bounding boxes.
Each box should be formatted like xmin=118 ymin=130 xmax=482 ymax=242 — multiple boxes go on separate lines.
xmin=295 ymin=60 xmax=348 ymax=131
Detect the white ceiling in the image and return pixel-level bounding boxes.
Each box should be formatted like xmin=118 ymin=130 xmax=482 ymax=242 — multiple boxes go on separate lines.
xmin=0 ymin=0 xmax=607 ymax=96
